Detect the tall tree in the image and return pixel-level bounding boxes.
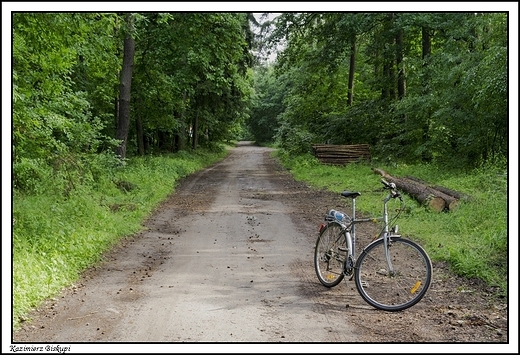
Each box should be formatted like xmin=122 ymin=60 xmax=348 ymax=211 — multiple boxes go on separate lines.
xmin=347 ymin=34 xmax=356 ymax=106
xmin=115 ymin=13 xmax=136 ymax=160
xmin=395 ymin=21 xmax=406 ymax=100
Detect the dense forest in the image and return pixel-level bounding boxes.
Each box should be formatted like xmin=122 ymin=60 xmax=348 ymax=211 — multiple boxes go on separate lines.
xmin=251 ymin=12 xmax=508 ymax=168
xmin=13 ymin=12 xmax=256 ymax=194
xmin=12 ymin=12 xmax=508 ymax=196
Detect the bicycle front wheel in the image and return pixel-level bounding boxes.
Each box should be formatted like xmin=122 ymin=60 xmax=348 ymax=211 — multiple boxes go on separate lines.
xmin=314 ymin=222 xmax=347 ymax=287
xmin=355 ymin=237 xmax=432 ymax=311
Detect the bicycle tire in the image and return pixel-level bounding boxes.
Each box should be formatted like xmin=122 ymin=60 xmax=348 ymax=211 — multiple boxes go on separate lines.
xmin=314 ymin=222 xmax=347 ymax=287
xmin=354 ymin=237 xmax=432 ymax=311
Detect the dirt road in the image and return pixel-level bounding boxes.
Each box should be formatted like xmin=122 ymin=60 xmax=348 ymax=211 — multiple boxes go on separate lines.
xmin=12 ymin=142 xmax=510 ymax=351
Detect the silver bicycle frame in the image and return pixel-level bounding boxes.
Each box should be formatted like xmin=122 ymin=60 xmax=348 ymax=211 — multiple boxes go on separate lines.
xmin=348 ymin=191 xmax=396 ymax=273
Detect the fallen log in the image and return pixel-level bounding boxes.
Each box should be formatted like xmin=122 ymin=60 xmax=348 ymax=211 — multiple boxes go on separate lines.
xmin=374 ymin=169 xmax=446 ymax=212
xmin=401 ymin=177 xmax=459 ymax=211
xmin=373 ymin=168 xmax=459 ymax=212
xmin=404 ymin=175 xmax=472 ymax=201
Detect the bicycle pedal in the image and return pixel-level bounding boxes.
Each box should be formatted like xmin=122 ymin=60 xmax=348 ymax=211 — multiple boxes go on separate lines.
xmin=338 ymin=246 xmax=348 ymax=252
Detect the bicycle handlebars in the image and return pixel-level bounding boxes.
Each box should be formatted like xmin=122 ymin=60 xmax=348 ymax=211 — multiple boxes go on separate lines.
xmin=381 ymin=179 xmax=402 ymax=200
xmin=380 ymin=178 xmax=395 ymax=189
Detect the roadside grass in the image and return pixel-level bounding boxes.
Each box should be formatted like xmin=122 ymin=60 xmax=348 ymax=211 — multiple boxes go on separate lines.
xmin=274 ymin=151 xmax=508 ymax=297
xmin=12 ymin=147 xmax=229 ymax=329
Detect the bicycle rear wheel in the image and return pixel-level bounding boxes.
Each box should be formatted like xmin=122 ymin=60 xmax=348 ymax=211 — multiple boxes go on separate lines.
xmin=355 ymin=237 xmax=432 ymax=311
xmin=314 ymin=222 xmax=347 ymax=287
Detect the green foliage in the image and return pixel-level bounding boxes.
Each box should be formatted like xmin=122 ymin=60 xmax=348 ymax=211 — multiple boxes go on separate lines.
xmin=248 ymin=65 xmax=285 ymax=143
xmin=275 ymin=122 xmax=316 ymax=156
xmin=255 ymin=12 xmax=508 ymax=169
xmin=129 ymin=13 xmax=254 ymax=153
xmin=275 ymin=151 xmax=508 ymax=295
xmin=13 ymin=13 xmax=122 ymax=194
xmin=12 ymin=148 xmax=228 ymax=328
xmin=13 ymin=12 xmax=255 ymax=193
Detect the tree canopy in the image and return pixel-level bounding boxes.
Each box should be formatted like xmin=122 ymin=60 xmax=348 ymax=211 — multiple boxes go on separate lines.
xmin=248 ymin=12 xmax=508 ymax=168
xmin=11 ymin=11 xmax=509 ymax=194
xmin=12 ymin=12 xmax=255 ymax=193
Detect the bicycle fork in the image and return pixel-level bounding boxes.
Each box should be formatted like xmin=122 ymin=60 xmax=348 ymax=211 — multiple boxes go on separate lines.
xmin=382 ymin=194 xmax=396 ymax=275
xmin=383 ymin=233 xmax=395 ymax=275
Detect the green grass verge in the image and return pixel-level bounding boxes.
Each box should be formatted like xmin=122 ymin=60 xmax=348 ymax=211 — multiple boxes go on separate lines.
xmin=274 ymin=151 xmax=508 ymax=296
xmin=12 ymin=147 xmax=229 ymax=329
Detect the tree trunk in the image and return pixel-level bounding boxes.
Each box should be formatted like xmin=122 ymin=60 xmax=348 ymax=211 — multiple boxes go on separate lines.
xmin=135 ymin=93 xmax=144 ymax=155
xmin=422 ymin=27 xmax=431 ymax=61
xmin=421 ymin=26 xmax=433 ymax=162
xmin=177 ymin=91 xmax=187 ymax=151
xmin=115 ymin=13 xmax=135 ymax=160
xmin=313 ymin=144 xmax=371 ymax=165
xmin=381 ymin=13 xmax=396 ymax=100
xmin=396 ymin=25 xmax=406 ymax=100
xmin=431 ymin=185 xmax=472 ymax=202
xmin=374 ymin=168 xmax=446 ymax=212
xmin=382 ymin=61 xmax=394 ymax=100
xmin=400 ymin=177 xmax=459 ymax=211
xmin=347 ymin=34 xmax=356 ymax=106
xmin=192 ymin=109 xmax=199 ymax=150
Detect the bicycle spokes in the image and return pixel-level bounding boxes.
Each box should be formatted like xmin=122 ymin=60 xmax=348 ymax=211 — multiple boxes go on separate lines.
xmin=355 ymin=238 xmax=432 ymax=311
xmin=314 ymin=222 xmax=347 ymax=288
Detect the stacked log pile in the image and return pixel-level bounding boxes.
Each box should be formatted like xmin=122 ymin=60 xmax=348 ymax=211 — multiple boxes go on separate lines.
xmin=373 ymin=168 xmax=471 ymax=212
xmin=312 ymin=144 xmax=371 ymax=165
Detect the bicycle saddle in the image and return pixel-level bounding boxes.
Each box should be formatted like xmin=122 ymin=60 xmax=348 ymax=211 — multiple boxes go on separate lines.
xmin=341 ymin=191 xmax=361 ymax=199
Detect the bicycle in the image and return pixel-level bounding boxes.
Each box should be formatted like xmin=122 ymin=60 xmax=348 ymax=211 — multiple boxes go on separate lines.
xmin=314 ymin=179 xmax=432 ymax=311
